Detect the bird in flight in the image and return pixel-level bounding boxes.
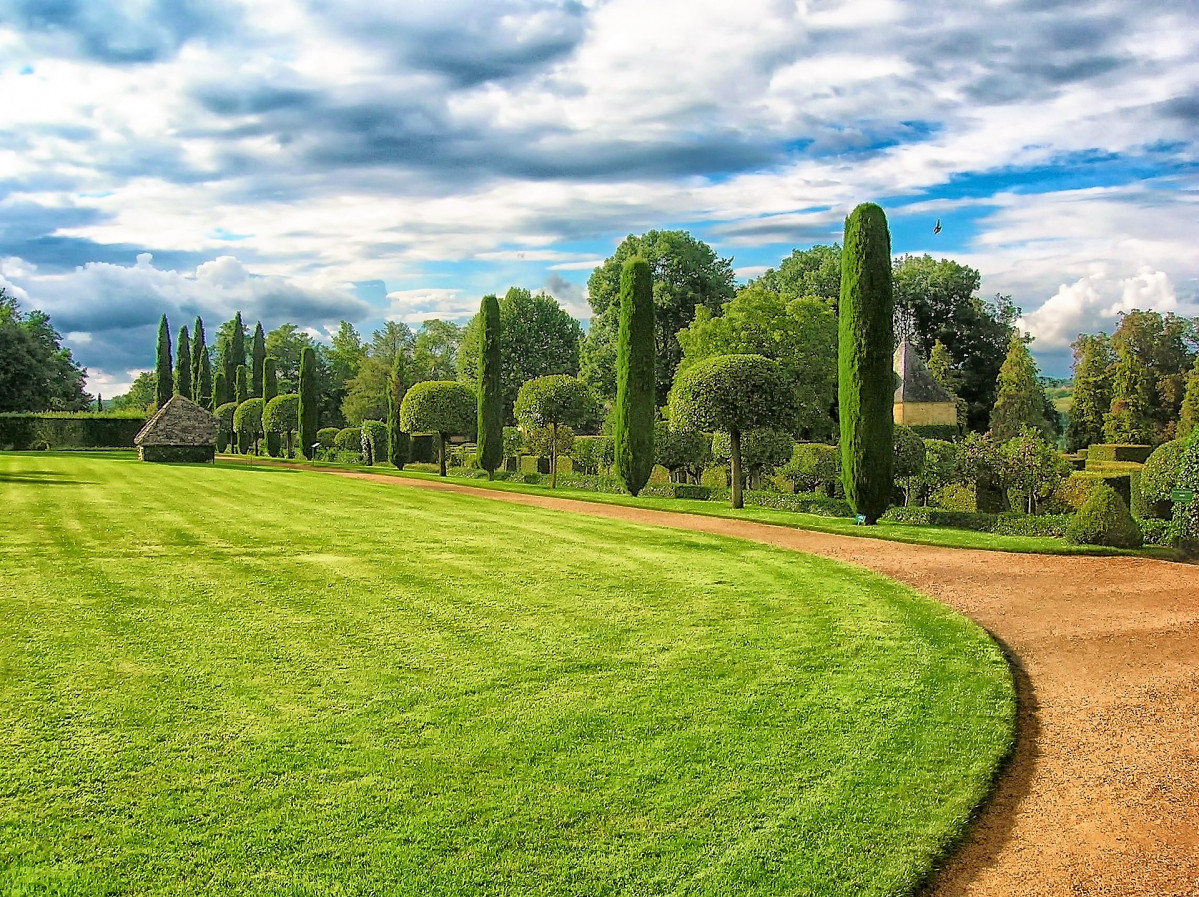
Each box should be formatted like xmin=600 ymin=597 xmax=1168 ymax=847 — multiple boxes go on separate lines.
xmin=933 ymin=219 xmax=942 ymax=234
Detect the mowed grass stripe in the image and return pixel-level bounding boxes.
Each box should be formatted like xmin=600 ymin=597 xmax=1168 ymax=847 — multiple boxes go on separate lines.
xmin=0 ymin=453 xmax=1014 ymax=896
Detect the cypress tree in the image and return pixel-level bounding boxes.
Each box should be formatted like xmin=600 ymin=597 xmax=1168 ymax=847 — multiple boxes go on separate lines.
xmin=192 ymin=317 xmax=212 ymax=408
xmin=299 ymin=346 xmax=319 ymax=460
xmin=231 ymin=312 xmax=245 ymax=378
xmin=212 ymin=368 xmax=227 ymax=409
xmin=1065 ymin=333 xmax=1113 ymax=451
xmin=263 ymin=357 xmax=280 ymax=456
xmin=251 ymin=321 xmax=266 ymax=398
xmin=476 ymin=294 xmax=503 ymax=478
xmin=387 ymin=350 xmax=410 ymax=469
xmin=1179 ymin=355 xmax=1199 ymax=440
xmin=155 ymin=314 xmax=173 ymax=409
xmin=235 ymin=364 xmax=248 ymax=405
xmin=96 ymin=394 xmax=103 ymax=412
xmin=175 ymin=325 xmax=192 ymax=398
xmin=838 ymin=202 xmax=893 ymax=524
xmin=991 ymin=335 xmax=1050 ymax=441
xmin=613 ymin=256 xmax=655 ymax=496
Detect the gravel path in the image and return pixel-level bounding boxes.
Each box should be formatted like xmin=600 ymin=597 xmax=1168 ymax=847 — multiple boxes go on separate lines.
xmin=328 ymin=469 xmax=1199 ymax=896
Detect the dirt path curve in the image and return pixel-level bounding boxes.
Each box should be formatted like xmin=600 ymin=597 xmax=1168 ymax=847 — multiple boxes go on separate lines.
xmin=330 ymin=469 xmax=1199 ymax=896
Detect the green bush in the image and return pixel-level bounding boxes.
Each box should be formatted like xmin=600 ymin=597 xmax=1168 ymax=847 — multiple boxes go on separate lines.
xmin=992 ymin=513 xmax=1072 ymax=538
xmin=640 ymin=483 xmax=713 ymax=501
xmin=882 ymin=506 xmax=997 ymax=532
xmin=1138 ymin=518 xmax=1174 ymax=547
xmin=1065 ymin=484 xmax=1143 ymax=548
xmin=1086 ymin=444 xmax=1154 ymax=464
xmin=215 ymin=402 xmax=237 ymax=452
xmin=741 ymin=490 xmax=853 ymax=517
xmin=779 ymin=442 xmax=841 ymax=494
xmin=263 ymin=394 xmax=300 ymax=458
xmin=909 ymin=424 xmax=960 ymax=442
xmin=653 ymin=423 xmax=710 ymax=482
xmin=316 ymin=427 xmax=340 ymax=450
xmin=711 ymin=428 xmax=794 ymax=489
xmin=572 ymin=435 xmax=614 ymax=475
xmin=360 ymin=420 xmax=388 ymax=466
xmin=1139 ymin=439 xmax=1185 ymax=519
xmin=0 ymin=413 xmax=147 ymax=450
xmin=1174 ymin=433 xmax=1199 ymax=556
xmin=140 ymin=445 xmax=214 ymax=463
xmin=334 ymin=427 xmax=362 ymax=454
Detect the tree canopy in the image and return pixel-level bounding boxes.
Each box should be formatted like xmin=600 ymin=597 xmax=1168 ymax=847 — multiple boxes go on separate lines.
xmin=0 ymin=290 xmax=89 ymax=412
xmin=581 ymin=230 xmax=735 ymax=403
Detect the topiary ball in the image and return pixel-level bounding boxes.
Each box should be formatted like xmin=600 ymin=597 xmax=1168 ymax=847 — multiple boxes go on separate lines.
xmin=1065 ymin=483 xmax=1143 ymax=549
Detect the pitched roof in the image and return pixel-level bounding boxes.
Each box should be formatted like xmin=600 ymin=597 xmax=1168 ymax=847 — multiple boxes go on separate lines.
xmin=135 ymin=395 xmax=218 ymax=447
xmin=894 ymin=338 xmax=956 ymax=404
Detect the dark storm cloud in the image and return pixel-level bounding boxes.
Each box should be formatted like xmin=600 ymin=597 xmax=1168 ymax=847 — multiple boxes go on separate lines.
xmin=308 ymin=0 xmax=588 ymax=87
xmin=0 ymin=0 xmax=242 ymax=63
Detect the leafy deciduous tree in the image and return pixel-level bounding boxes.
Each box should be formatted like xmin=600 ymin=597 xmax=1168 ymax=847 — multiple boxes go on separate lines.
xmin=400 ymin=380 xmax=476 ymax=477
xmin=991 ymin=335 xmax=1051 ymax=442
xmin=1065 ymin=333 xmax=1114 ymax=451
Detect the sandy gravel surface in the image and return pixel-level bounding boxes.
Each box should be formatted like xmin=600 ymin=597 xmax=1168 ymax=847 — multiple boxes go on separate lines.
xmin=327 ymin=469 xmax=1199 ymax=896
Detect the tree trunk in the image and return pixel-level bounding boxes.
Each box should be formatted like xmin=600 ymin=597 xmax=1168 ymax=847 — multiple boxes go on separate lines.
xmin=551 ymin=422 xmax=558 ymax=488
xmin=730 ymin=429 xmax=743 ymax=509
xmin=438 ymin=433 xmax=447 ymax=477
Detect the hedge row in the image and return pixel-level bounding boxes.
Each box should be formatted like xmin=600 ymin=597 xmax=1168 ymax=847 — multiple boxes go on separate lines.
xmin=880 ymin=506 xmax=1072 ymax=537
xmin=0 ymin=413 xmax=147 ymax=450
xmin=1086 ymin=444 xmax=1153 ymax=464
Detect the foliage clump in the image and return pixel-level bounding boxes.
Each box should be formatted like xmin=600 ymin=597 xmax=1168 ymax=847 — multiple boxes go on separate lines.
xmin=234 ymin=398 xmax=264 ymax=455
xmin=1139 ymin=439 xmax=1185 ymax=519
xmin=779 ymin=443 xmax=841 ymax=495
xmin=653 ymin=422 xmax=710 ymax=483
xmin=263 ymin=394 xmax=299 ymax=458
xmin=712 ymin=429 xmax=793 ymax=490
xmin=400 ymin=380 xmax=477 ymax=476
xmin=613 ymin=257 xmax=656 ymax=496
xmin=334 ymin=427 xmax=362 ymax=454
xmin=1064 ymin=484 xmax=1143 ymax=548
xmin=215 ymin=402 xmax=237 ymax=453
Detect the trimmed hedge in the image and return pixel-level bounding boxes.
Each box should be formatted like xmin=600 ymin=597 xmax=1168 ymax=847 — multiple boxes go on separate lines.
xmin=334 ymin=427 xmax=362 ymax=453
xmin=361 ymin=419 xmax=387 ymax=466
xmin=140 ymin=444 xmax=214 ymax=463
xmin=1066 ymin=484 xmax=1142 ymax=548
xmin=316 ymin=427 xmax=339 ymax=450
xmin=741 ymin=490 xmax=853 ymax=517
xmin=909 ymin=424 xmax=960 ymax=442
xmin=0 ymin=413 xmax=147 ymax=450
xmin=640 ymin=483 xmax=713 ymax=501
xmin=1086 ymin=444 xmax=1153 ymax=464
xmin=1139 ymin=518 xmax=1174 ymax=547
xmin=1139 ymin=439 xmax=1185 ymax=519
xmin=882 ymin=506 xmax=997 ymax=532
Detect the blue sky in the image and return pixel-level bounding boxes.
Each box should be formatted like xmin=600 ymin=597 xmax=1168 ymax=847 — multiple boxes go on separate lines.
xmin=0 ymin=0 xmax=1196 ymax=393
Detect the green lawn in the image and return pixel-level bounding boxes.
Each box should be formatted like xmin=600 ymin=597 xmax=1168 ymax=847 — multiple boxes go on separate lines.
xmin=1 ymin=453 xmax=1015 ymax=896
xmin=247 ymin=456 xmax=1168 ymax=557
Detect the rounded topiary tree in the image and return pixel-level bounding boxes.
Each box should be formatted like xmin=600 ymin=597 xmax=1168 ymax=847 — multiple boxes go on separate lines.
xmin=215 ymin=401 xmax=237 ymax=453
xmin=1140 ymin=438 xmax=1185 ymax=520
xmin=263 ymin=393 xmax=299 ymax=459
xmin=712 ymin=428 xmax=794 ymax=491
xmin=514 ymin=375 xmax=596 ymax=488
xmin=316 ymin=427 xmax=340 ymax=453
xmin=654 ymin=421 xmax=710 ymax=484
xmin=1065 ymin=483 xmax=1143 ymax=549
xmin=839 ymin=202 xmax=894 ymax=523
xmin=334 ymin=426 xmax=362 ymax=451
xmin=893 ymin=425 xmax=926 ymax=505
xmin=780 ymin=442 xmax=841 ymax=496
xmin=669 ymin=354 xmax=797 ymax=509
xmin=361 ymin=419 xmax=387 ymax=466
xmin=234 ymin=398 xmax=264 ymax=455
xmin=613 ymin=256 xmax=655 ymax=496
xmin=400 ymin=380 xmax=477 ymax=477
xmin=298 ymin=346 xmax=319 ymax=460
xmin=476 ymin=293 xmax=504 ymax=479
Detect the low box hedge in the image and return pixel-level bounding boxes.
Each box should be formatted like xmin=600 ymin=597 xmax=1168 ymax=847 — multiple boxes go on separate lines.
xmin=0 ymin=413 xmax=147 ymax=450
xmin=1086 ymin=444 xmax=1153 ymax=464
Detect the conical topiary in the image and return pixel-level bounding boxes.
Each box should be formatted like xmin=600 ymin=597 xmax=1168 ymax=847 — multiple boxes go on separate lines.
xmin=1065 ymin=483 xmax=1143 ymax=549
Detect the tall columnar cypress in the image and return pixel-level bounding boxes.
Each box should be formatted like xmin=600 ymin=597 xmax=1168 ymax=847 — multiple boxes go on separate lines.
xmin=192 ymin=317 xmax=212 ymax=408
xmin=476 ymin=294 xmax=503 ymax=478
xmin=212 ymin=369 xmax=227 ymax=409
xmin=263 ymin=357 xmax=280 ymax=456
xmin=222 ymin=313 xmax=245 ymax=397
xmin=838 ymin=202 xmax=894 ymax=524
xmin=175 ymin=325 xmax=192 ymax=398
xmin=613 ymin=257 xmax=655 ymax=496
xmin=387 ymin=350 xmax=410 ymax=469
xmin=231 ymin=312 xmax=246 ymax=377
xmin=298 ymin=346 xmax=319 ymax=460
xmin=235 ymin=364 xmax=249 ymax=405
xmin=251 ymin=321 xmax=266 ymax=398
xmin=155 ymin=314 xmax=173 ymax=409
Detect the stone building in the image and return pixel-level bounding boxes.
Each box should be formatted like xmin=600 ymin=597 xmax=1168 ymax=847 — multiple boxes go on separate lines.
xmin=893 ymin=338 xmax=958 ymax=429
xmin=134 ymin=395 xmax=217 ymax=462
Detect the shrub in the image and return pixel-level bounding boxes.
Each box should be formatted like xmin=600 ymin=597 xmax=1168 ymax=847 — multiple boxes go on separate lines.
xmin=1065 ymin=484 xmax=1143 ymax=548
xmin=1139 ymin=517 xmax=1174 ymax=547
xmin=334 ymin=427 xmax=362 ymax=454
xmin=742 ymin=490 xmax=853 ymax=517
xmin=1174 ymin=432 xmax=1199 ymax=556
xmin=838 ymin=202 xmax=893 ymax=524
xmin=654 ymin=422 xmax=710 ymax=482
xmin=1000 ymin=428 xmax=1070 ymax=514
xmin=779 ymin=442 xmax=841 ymax=494
xmin=1139 ymin=439 xmax=1185 ymax=519
xmin=892 ymin=425 xmax=926 ymax=504
xmin=992 ymin=513 xmax=1072 ymax=538
xmin=572 ymin=435 xmax=614 ymax=475
xmin=524 ymin=424 xmax=575 ymax=462
xmin=1086 ymin=444 xmax=1154 ymax=464
xmin=215 ymin=402 xmax=237 ymax=452
xmin=641 ymin=483 xmax=714 ymax=501
xmin=909 ymin=424 xmax=960 ymax=442
xmin=712 ymin=428 xmax=793 ymax=490
xmin=316 ymin=427 xmax=339 ymax=450
xmin=910 ymin=439 xmax=960 ymax=506
xmin=882 ymin=506 xmax=997 ymax=532
xmin=361 ymin=419 xmax=388 ymax=466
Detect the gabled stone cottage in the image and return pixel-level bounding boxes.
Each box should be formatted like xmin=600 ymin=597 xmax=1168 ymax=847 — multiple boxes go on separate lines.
xmin=893 ymin=338 xmax=958 ymax=429
xmin=134 ymin=395 xmax=217 ymax=462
